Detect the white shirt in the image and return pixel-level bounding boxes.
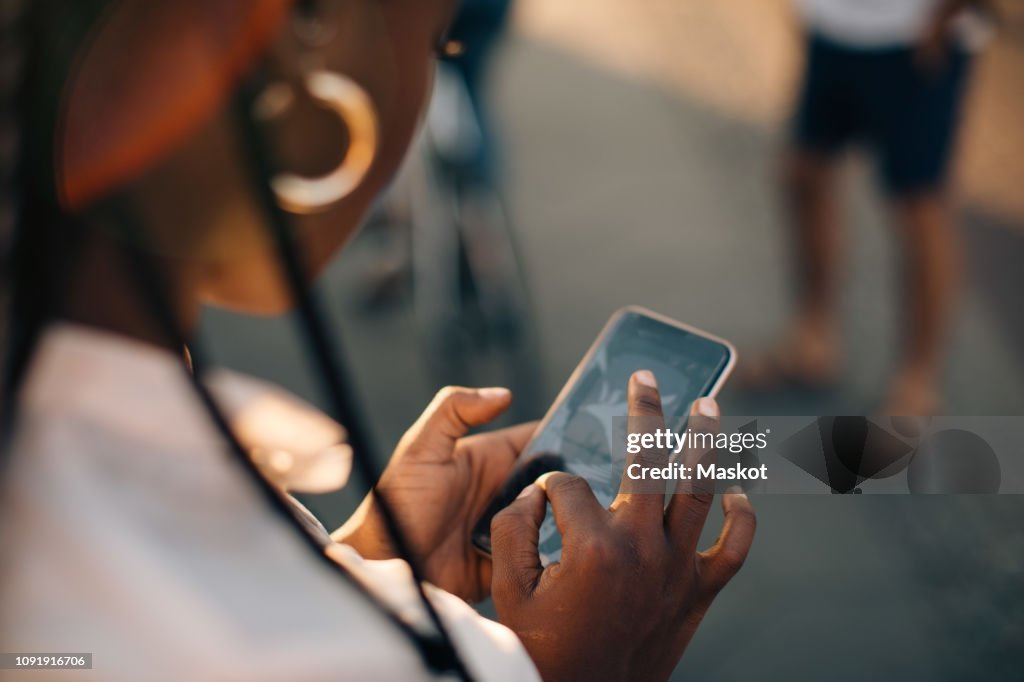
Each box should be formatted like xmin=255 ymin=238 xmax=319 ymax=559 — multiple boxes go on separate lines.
xmin=0 ymin=325 xmax=539 ymax=682
xmin=795 ymin=0 xmax=990 ymax=49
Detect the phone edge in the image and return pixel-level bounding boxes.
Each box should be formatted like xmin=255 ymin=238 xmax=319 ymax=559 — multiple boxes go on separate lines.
xmin=470 ymin=305 xmax=736 ymax=555
xmin=618 ymin=305 xmax=737 ymax=399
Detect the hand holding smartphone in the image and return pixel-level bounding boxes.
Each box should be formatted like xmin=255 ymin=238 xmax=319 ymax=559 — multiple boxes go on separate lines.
xmin=489 ymin=359 xmax=755 ymax=682
xmin=472 ymin=306 xmax=735 ymax=561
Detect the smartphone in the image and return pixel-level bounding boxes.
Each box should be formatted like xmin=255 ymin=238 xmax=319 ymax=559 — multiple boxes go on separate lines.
xmin=471 ymin=306 xmax=735 ymax=562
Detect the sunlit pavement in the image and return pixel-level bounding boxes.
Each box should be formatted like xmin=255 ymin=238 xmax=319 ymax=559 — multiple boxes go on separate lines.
xmin=516 ymin=0 xmax=1024 ymax=222
xmin=202 ymin=18 xmax=1024 ymax=682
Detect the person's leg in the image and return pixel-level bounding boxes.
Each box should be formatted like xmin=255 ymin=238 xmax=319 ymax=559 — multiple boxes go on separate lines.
xmin=774 ymin=146 xmax=844 ymax=381
xmin=882 ymin=191 xmax=960 ymax=414
xmin=743 ymin=35 xmax=856 ymax=387
xmin=871 ymin=47 xmax=972 ymax=414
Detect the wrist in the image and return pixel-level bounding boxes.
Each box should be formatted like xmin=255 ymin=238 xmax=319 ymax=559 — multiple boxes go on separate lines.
xmin=331 ymin=497 xmax=396 ymax=559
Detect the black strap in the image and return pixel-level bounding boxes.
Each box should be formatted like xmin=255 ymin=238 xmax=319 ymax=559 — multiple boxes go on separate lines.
xmin=229 ymin=74 xmax=474 ymax=681
xmin=106 ymin=200 xmax=470 ymax=680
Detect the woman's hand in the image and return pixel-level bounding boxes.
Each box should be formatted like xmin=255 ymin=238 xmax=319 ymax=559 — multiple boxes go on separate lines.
xmin=916 ymin=0 xmax=977 ymax=73
xmin=491 ymin=371 xmax=756 ymax=682
xmin=334 ymin=386 xmax=534 ymax=603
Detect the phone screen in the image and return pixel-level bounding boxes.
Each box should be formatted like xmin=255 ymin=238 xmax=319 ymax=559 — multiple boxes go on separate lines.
xmin=472 ymin=308 xmax=732 ymax=562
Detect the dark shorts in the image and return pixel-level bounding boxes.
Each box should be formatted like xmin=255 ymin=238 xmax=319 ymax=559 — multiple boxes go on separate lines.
xmin=793 ymin=33 xmax=972 ymax=195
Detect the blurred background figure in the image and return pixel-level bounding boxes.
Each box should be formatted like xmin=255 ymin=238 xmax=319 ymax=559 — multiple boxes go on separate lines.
xmin=743 ymin=0 xmax=994 ymax=415
xmin=355 ymin=0 xmax=538 ymax=417
xmin=444 ymin=0 xmax=515 ymax=187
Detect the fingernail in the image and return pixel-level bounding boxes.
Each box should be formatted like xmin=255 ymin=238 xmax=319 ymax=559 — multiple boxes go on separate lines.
xmin=696 ymin=397 xmax=719 ymax=417
xmin=725 ymin=484 xmax=746 ymax=496
xmin=634 ymin=370 xmax=657 ymax=388
xmin=479 ymin=387 xmax=512 ymax=400
xmin=535 ymin=472 xmax=558 ymax=489
xmin=516 ymin=484 xmax=538 ymax=500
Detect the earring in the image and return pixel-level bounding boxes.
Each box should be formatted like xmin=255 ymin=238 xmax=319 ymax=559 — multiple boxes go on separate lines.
xmin=253 ymin=71 xmax=379 ymax=215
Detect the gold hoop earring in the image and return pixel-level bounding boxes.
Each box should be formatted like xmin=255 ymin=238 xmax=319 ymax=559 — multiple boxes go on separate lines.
xmin=253 ymin=71 xmax=378 ymax=215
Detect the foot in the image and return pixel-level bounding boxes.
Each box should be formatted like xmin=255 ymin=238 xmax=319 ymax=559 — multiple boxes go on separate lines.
xmin=739 ymin=322 xmax=841 ymax=391
xmin=879 ymin=371 xmax=943 ymax=416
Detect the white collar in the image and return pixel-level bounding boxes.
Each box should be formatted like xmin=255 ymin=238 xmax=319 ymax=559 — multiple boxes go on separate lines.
xmin=20 ymin=323 xmax=352 ymax=493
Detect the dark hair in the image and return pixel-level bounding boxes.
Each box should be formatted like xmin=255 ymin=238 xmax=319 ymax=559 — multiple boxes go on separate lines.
xmin=1 ymin=0 xmax=30 ymax=421
xmin=2 ymin=0 xmax=110 ymax=426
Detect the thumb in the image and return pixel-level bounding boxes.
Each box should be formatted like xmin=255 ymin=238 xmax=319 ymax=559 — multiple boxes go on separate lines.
xmin=404 ymin=386 xmax=513 ymax=454
xmin=491 ymin=484 xmax=546 ymax=601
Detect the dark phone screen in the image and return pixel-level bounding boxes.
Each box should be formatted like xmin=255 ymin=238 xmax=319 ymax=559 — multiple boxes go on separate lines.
xmin=472 ymin=309 xmax=731 ymax=562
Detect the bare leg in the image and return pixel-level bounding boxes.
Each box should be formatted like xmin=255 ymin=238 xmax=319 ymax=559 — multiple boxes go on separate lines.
xmin=743 ymin=147 xmax=843 ymax=386
xmin=882 ymin=192 xmax=960 ymax=414
xmin=784 ymin=148 xmax=843 ymax=344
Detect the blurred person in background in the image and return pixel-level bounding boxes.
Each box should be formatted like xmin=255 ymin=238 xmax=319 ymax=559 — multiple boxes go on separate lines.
xmin=0 ymin=1 xmax=755 ymax=680
xmin=358 ymin=0 xmax=519 ymax=341
xmin=745 ymin=0 xmax=993 ymax=414
xmin=445 ymin=0 xmax=513 ymax=185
